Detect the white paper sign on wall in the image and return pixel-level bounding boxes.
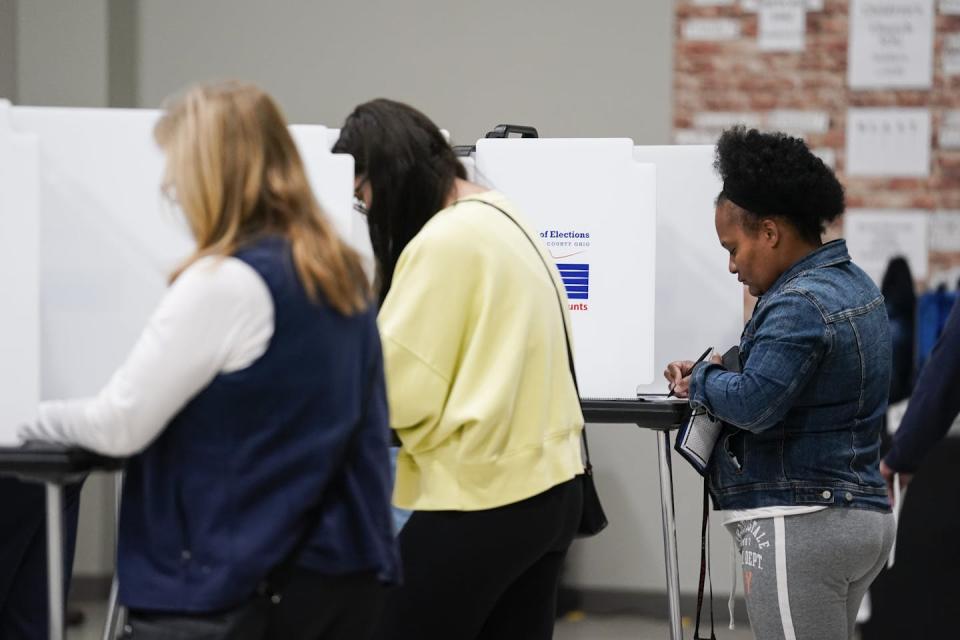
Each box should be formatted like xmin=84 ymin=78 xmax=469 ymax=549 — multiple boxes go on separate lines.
xmin=941 ymin=0 xmax=960 ymax=13
xmin=943 ymin=34 xmax=960 ymax=75
xmin=845 ymin=108 xmax=931 ymax=177
xmin=766 ymin=109 xmax=830 ymax=134
xmin=758 ymin=0 xmax=807 ymax=52
xmin=742 ymin=0 xmax=823 ymax=10
xmin=930 ymin=210 xmax=960 ymax=252
xmin=940 ymin=110 xmax=960 ymax=149
xmin=682 ymin=18 xmax=742 ymax=41
xmin=848 ymin=0 xmax=935 ymax=89
xmin=844 ymin=209 xmax=930 ymax=284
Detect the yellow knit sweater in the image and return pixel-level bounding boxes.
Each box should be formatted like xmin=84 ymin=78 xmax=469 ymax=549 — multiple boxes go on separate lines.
xmin=379 ymin=191 xmax=585 ymax=511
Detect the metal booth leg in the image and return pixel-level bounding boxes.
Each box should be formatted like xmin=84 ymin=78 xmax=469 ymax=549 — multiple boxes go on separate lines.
xmin=102 ymin=472 xmax=125 ymax=640
xmin=102 ymin=576 xmax=122 ymax=640
xmin=45 ymin=482 xmax=65 ymax=640
xmin=655 ymin=431 xmax=683 ymax=640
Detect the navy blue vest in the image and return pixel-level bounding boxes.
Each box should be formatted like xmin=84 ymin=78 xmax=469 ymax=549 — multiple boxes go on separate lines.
xmin=117 ymin=237 xmax=400 ymax=612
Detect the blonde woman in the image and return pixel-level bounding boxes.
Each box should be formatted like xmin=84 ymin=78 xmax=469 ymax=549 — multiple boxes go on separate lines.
xmin=21 ymin=83 xmax=400 ymax=640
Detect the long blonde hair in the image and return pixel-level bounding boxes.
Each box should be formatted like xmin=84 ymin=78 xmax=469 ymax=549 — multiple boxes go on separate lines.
xmin=156 ymin=82 xmax=369 ymax=315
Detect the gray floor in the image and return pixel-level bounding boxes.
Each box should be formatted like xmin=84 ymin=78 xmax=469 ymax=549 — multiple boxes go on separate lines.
xmin=66 ymin=603 xmax=106 ymax=640
xmin=67 ymin=601 xmax=757 ymax=640
xmin=555 ymin=613 xmax=756 ymax=640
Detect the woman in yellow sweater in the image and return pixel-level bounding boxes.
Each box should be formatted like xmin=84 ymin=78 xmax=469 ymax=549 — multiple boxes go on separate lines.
xmin=333 ymin=100 xmax=585 ymax=640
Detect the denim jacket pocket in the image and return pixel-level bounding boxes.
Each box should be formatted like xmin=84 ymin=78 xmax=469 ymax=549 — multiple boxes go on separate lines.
xmin=721 ymin=429 xmax=745 ymax=476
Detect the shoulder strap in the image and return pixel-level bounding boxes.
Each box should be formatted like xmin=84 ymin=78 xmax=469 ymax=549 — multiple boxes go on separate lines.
xmin=456 ymin=198 xmax=592 ymax=467
xmin=693 ymin=480 xmax=717 ymax=639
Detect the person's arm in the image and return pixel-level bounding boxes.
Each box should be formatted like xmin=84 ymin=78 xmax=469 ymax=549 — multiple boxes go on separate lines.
xmin=688 ymin=292 xmax=828 ymax=433
xmin=884 ymin=300 xmax=960 ymax=474
xmin=377 ymin=228 xmax=475 ymax=455
xmin=21 ymin=257 xmax=273 ymax=457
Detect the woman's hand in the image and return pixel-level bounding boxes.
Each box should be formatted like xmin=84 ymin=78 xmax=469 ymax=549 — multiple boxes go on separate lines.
xmin=664 ymin=360 xmax=695 ymax=398
xmin=664 ymin=354 xmax=722 ymax=398
xmin=880 ymin=460 xmax=912 ymax=507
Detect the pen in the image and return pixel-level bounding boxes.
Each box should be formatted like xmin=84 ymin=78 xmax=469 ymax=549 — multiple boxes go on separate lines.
xmin=667 ymin=346 xmax=714 ymax=398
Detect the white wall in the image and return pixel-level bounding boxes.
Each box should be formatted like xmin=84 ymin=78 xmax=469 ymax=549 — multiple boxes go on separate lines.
xmin=0 ymin=0 xmax=15 ymax=101
xmin=16 ymin=0 xmax=108 ymax=107
xmin=136 ymin=0 xmax=674 ymax=144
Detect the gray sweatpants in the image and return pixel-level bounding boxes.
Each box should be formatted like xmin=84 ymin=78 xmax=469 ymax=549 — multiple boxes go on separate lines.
xmin=726 ymin=508 xmax=895 ymax=640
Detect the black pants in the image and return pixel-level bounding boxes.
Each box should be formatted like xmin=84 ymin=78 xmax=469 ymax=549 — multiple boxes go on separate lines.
xmin=0 ymin=478 xmax=83 ymax=640
xmin=374 ymin=477 xmax=582 ymax=640
xmin=124 ymin=570 xmax=384 ymax=640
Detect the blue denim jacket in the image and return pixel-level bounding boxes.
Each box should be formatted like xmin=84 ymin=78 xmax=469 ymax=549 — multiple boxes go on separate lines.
xmin=690 ymin=240 xmax=891 ymax=512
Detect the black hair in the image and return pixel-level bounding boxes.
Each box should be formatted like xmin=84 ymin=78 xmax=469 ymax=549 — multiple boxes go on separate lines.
xmin=332 ymin=99 xmax=467 ymax=304
xmin=881 ymin=256 xmax=916 ymax=403
xmin=714 ymin=126 xmax=844 ymax=245
xmin=881 ymin=256 xmax=916 ymax=316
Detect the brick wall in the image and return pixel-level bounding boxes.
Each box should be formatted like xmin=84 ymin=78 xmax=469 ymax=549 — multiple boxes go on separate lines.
xmin=674 ymin=0 xmax=960 ymax=285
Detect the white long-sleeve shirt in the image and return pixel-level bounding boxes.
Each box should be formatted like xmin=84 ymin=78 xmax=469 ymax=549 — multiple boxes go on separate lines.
xmin=21 ymin=256 xmax=275 ymax=457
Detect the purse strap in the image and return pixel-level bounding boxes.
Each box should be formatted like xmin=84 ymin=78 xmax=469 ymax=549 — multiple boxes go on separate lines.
xmin=693 ymin=480 xmax=717 ymax=639
xmin=455 ymin=198 xmax=593 ymax=469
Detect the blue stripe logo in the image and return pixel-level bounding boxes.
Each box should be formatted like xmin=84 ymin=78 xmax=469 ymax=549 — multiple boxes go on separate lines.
xmin=557 ymin=263 xmax=589 ymax=300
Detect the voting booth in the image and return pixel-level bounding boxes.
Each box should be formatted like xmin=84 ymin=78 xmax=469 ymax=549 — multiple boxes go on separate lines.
xmin=0 ymin=106 xmax=742 ymax=640
xmin=463 ymin=137 xmax=742 ymax=639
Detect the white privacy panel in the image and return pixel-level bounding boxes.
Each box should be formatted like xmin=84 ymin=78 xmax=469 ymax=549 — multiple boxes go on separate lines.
xmin=633 ymin=145 xmax=744 ymax=395
xmin=475 ymin=138 xmax=657 ymax=399
xmin=7 ymin=108 xmax=357 ymax=402
xmin=0 ymin=103 xmax=41 ymax=444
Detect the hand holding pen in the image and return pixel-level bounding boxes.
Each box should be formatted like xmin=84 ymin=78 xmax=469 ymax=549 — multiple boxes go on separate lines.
xmin=663 ymin=346 xmax=716 ymax=399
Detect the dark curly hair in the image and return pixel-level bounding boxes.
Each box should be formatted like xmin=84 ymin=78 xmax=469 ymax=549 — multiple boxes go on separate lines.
xmin=714 ymin=126 xmax=844 ymax=244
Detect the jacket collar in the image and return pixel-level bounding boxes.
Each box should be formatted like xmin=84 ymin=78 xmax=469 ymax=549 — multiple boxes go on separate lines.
xmin=761 ymin=239 xmax=851 ymax=300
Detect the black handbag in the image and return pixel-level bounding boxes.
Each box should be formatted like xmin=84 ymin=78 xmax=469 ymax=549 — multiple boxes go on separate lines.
xmin=467 ymin=198 xmax=608 ymax=537
xmin=576 ymin=429 xmax=609 ymax=537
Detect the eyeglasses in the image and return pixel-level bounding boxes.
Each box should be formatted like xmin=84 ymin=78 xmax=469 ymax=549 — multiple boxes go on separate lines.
xmin=352 ymin=196 xmax=369 ymax=216
xmin=353 ymin=177 xmax=369 ymax=216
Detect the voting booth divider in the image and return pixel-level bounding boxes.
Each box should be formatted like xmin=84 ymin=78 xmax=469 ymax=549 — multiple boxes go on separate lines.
xmin=0 ymin=105 xmax=742 ymax=640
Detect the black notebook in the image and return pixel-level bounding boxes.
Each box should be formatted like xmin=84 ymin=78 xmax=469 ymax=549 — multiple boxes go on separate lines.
xmin=674 ymin=346 xmax=740 ymax=475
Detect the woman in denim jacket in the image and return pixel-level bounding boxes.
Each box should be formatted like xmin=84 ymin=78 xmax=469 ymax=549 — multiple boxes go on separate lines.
xmin=667 ymin=127 xmax=894 ymax=640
